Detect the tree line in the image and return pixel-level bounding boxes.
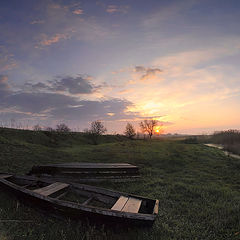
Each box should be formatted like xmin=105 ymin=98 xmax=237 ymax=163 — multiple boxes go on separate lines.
xmin=31 ymin=119 xmax=160 ymax=145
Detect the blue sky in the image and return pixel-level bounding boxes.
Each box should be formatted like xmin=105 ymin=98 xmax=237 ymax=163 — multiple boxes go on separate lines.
xmin=0 ymin=0 xmax=240 ymax=133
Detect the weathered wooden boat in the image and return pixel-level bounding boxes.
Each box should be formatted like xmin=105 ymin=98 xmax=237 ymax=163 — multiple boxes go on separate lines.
xmin=0 ymin=173 xmax=158 ymax=226
xmin=28 ymin=163 xmax=140 ymax=182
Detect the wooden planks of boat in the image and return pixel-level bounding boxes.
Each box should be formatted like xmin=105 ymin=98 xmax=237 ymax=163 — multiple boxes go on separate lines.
xmin=0 ymin=173 xmax=158 ymax=226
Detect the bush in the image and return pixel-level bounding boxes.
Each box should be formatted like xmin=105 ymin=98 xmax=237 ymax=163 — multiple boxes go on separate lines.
xmin=84 ymin=121 xmax=107 ymax=145
xmin=124 ymin=123 xmax=136 ymax=139
xmin=56 ymin=123 xmax=71 ymax=133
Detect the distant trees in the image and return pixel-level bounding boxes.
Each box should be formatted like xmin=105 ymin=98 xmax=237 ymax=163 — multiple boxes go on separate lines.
xmin=56 ymin=123 xmax=71 ymax=133
xmin=33 ymin=124 xmax=42 ymax=131
xmin=45 ymin=127 xmax=54 ymax=132
xmin=139 ymin=120 xmax=158 ymax=139
xmin=124 ymin=123 xmax=136 ymax=139
xmin=211 ymin=130 xmax=240 ymax=145
xmin=210 ymin=130 xmax=240 ymax=155
xmin=84 ymin=120 xmax=107 ymax=145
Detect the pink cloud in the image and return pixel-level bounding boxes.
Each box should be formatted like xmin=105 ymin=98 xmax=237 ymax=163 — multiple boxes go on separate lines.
xmin=106 ymin=5 xmax=129 ymax=14
xmin=37 ymin=33 xmax=70 ymax=47
xmin=49 ymin=3 xmax=62 ymax=9
xmin=0 ymin=62 xmax=17 ymax=72
xmin=72 ymin=9 xmax=83 ymax=15
xmin=0 ymin=75 xmax=10 ymax=90
xmin=0 ymin=47 xmax=17 ymax=72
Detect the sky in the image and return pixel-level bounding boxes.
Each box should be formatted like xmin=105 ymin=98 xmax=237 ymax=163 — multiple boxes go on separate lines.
xmin=0 ymin=0 xmax=240 ymax=134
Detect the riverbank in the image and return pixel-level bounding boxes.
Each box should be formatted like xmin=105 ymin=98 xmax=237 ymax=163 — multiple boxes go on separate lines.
xmin=204 ymin=143 xmax=240 ymax=160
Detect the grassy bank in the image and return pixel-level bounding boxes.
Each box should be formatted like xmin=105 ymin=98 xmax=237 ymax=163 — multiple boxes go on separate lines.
xmin=0 ymin=128 xmax=240 ymax=239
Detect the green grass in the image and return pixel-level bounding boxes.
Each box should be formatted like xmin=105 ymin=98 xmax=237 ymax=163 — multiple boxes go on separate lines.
xmin=0 ymin=128 xmax=240 ymax=239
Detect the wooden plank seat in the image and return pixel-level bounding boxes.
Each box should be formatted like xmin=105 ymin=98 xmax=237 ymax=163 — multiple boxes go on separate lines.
xmin=111 ymin=196 xmax=142 ymax=213
xmin=111 ymin=196 xmax=128 ymax=211
xmin=33 ymin=182 xmax=69 ymax=196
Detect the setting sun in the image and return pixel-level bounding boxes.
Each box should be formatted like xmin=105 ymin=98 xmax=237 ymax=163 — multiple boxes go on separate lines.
xmin=154 ymin=126 xmax=163 ymax=134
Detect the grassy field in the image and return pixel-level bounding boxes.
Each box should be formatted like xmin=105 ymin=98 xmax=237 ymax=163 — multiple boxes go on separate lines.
xmin=0 ymin=128 xmax=240 ymax=240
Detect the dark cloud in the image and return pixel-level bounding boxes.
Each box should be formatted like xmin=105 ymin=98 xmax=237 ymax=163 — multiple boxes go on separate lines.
xmin=49 ymin=99 xmax=134 ymax=121
xmin=0 ymin=78 xmax=137 ymax=125
xmin=23 ymin=82 xmax=48 ymax=91
xmin=135 ymin=66 xmax=146 ymax=72
xmin=0 ymin=74 xmax=140 ymax=128
xmin=1 ymin=92 xmax=78 ymax=113
xmin=49 ymin=75 xmax=97 ymax=94
xmin=134 ymin=66 xmax=162 ymax=81
xmin=24 ymin=75 xmax=98 ymax=95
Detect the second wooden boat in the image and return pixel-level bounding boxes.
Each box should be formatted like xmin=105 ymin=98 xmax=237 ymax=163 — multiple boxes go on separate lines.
xmin=28 ymin=162 xmax=140 ymax=182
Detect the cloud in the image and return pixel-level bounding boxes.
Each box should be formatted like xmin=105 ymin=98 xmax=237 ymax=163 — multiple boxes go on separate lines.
xmin=0 ymin=75 xmax=9 ymax=90
xmin=143 ymin=0 xmax=197 ymax=27
xmin=50 ymin=75 xmax=98 ymax=94
xmin=134 ymin=66 xmax=146 ymax=72
xmin=153 ymin=48 xmax=236 ymax=70
xmin=49 ymin=99 xmax=134 ymax=121
xmin=0 ymin=75 xmax=10 ymax=98
xmin=134 ymin=66 xmax=162 ymax=81
xmin=1 ymin=92 xmax=78 ymax=113
xmin=33 ymin=2 xmax=113 ymax=48
xmin=30 ymin=20 xmax=45 ymax=25
xmin=24 ymin=82 xmax=48 ymax=92
xmin=37 ymin=33 xmax=71 ymax=47
xmin=0 ymin=90 xmax=138 ymax=126
xmin=0 ymin=46 xmax=17 ymax=72
xmin=24 ymin=75 xmax=99 ymax=95
xmin=72 ymin=9 xmax=83 ymax=15
xmin=0 ymin=74 xmax=139 ymax=128
xmin=106 ymin=5 xmax=129 ymax=14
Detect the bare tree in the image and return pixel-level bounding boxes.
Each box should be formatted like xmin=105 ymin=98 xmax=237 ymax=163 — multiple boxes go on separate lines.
xmin=56 ymin=123 xmax=71 ymax=133
xmin=85 ymin=120 xmax=107 ymax=145
xmin=33 ymin=124 xmax=42 ymax=131
xmin=139 ymin=120 xmax=158 ymax=139
xmin=124 ymin=123 xmax=136 ymax=139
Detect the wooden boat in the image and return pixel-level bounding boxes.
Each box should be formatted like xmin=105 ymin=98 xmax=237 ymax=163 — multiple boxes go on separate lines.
xmin=28 ymin=163 xmax=140 ymax=182
xmin=0 ymin=173 xmax=158 ymax=226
